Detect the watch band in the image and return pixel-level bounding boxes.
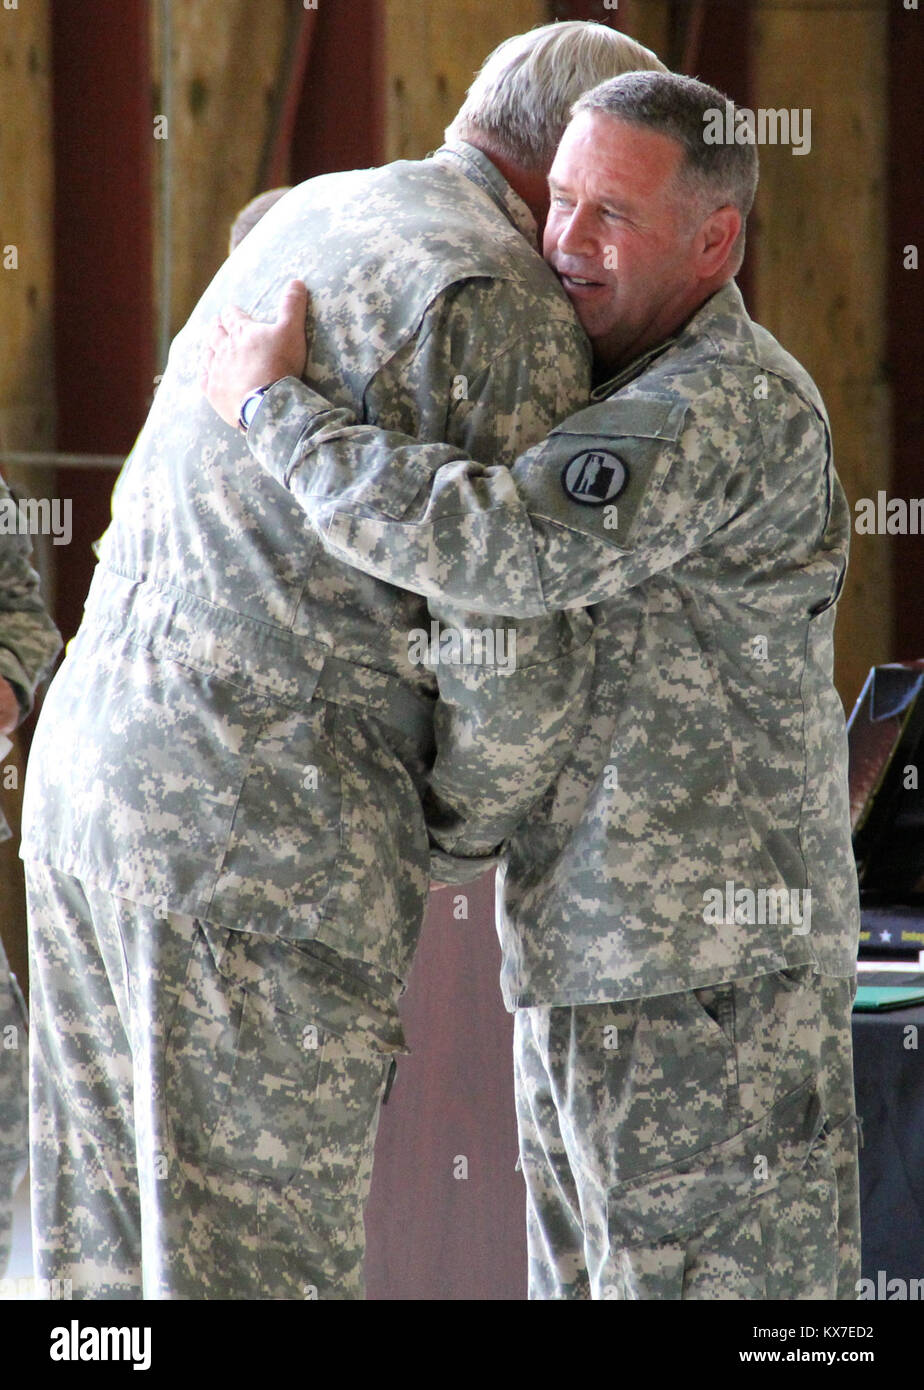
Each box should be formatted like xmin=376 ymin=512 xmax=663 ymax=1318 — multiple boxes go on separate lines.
xmin=237 ymin=384 xmax=272 ymax=432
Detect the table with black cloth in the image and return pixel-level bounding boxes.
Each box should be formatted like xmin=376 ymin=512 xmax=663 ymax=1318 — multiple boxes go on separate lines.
xmin=853 ymin=906 xmax=924 ymax=1285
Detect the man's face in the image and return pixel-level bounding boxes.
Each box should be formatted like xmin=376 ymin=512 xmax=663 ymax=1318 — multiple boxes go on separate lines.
xmin=544 ymin=111 xmax=702 ymax=374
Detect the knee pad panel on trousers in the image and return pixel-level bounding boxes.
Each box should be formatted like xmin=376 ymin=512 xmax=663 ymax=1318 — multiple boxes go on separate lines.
xmin=602 ymin=1078 xmax=840 ymax=1299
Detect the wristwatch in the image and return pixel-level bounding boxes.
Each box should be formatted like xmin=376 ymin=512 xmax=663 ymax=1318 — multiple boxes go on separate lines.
xmin=237 ymin=384 xmax=273 ymax=432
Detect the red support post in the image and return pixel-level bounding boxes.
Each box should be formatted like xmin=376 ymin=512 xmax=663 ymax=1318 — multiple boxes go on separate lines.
xmin=289 ymin=0 xmax=386 ymax=180
xmin=51 ymin=0 xmax=154 ymax=641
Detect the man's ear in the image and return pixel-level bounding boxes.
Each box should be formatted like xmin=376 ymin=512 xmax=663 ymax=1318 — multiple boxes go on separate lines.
xmin=696 ymin=205 xmax=741 ymax=278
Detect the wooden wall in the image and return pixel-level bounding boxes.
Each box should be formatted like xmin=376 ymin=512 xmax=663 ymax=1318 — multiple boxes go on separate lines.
xmin=149 ymin=0 xmax=293 ymax=347
xmin=750 ymin=1 xmax=892 ymax=709
xmin=381 ymin=0 xmax=547 ymax=161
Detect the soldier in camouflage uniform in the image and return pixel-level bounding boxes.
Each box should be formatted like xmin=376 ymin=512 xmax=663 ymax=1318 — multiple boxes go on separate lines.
xmin=207 ymin=73 xmax=861 ymax=1299
xmin=20 ymin=24 xmax=665 ymax=1299
xmin=0 ymin=473 xmax=61 ymax=1278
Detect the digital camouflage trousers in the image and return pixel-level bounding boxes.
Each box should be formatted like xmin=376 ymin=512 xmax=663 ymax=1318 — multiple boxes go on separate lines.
xmin=515 ymin=965 xmax=860 ymax=1300
xmin=25 ymin=862 xmax=404 ymax=1299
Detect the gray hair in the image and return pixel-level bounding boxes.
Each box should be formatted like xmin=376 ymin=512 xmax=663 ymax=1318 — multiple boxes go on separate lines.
xmin=573 ymin=71 xmax=759 ymax=264
xmin=446 ymin=20 xmax=667 ymax=172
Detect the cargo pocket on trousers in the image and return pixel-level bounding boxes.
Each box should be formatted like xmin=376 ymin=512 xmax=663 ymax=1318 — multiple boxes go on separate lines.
xmin=210 ymin=698 xmax=345 ymax=932
xmin=165 ymin=922 xmax=400 ymax=1185
xmin=605 ymin=1076 xmax=828 ymax=1249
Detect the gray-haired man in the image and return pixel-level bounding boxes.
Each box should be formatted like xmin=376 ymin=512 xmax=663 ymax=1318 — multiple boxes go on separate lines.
xmin=204 ymin=72 xmax=861 ymax=1300
xmin=22 ymin=23 xmax=664 ymax=1299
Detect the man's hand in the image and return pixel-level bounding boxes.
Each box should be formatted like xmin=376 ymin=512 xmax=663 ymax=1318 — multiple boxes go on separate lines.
xmin=200 ymin=279 xmax=310 ymax=430
xmin=0 ymin=676 xmax=21 ymax=736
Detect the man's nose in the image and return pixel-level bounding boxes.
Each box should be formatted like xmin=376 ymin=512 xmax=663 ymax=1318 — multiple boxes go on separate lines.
xmin=555 ymin=206 xmax=597 ymax=259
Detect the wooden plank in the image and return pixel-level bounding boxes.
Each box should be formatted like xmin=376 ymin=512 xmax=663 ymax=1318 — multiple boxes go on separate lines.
xmin=751 ymin=6 xmax=891 ymax=709
xmin=382 ymin=0 xmax=547 ymax=161
xmin=0 ymin=0 xmax=55 ymax=987
xmin=620 ymin=0 xmax=671 ymax=61
xmin=0 ymin=0 xmax=55 ymax=460
xmin=150 ymin=0 xmax=292 ymax=343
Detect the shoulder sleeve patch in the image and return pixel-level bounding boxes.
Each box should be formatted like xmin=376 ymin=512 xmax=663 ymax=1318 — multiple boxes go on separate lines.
xmin=561 ymin=449 xmax=627 ymax=506
xmin=514 ymin=393 xmax=690 ymax=549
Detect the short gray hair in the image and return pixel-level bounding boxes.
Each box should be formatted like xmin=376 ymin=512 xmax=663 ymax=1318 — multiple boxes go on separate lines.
xmin=446 ymin=20 xmax=667 ymax=172
xmin=573 ymin=71 xmax=759 ymax=263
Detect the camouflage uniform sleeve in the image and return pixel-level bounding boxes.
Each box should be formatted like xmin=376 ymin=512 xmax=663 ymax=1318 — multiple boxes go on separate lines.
xmin=0 ymin=479 xmax=62 ymax=721
xmin=246 ymin=374 xmax=750 ymax=617
xmin=416 ymin=310 xmax=594 ymax=883
xmin=423 ymin=597 xmax=595 ymax=883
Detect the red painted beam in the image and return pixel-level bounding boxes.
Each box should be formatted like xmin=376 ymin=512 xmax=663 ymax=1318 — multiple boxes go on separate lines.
xmin=289 ymin=0 xmax=385 ymax=180
xmin=51 ymin=0 xmax=154 ymax=641
xmin=683 ymin=1 xmax=755 ymax=309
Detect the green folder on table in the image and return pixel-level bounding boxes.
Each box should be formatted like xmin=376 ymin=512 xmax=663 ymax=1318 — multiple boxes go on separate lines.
xmin=853 ymin=979 xmax=924 ymax=1011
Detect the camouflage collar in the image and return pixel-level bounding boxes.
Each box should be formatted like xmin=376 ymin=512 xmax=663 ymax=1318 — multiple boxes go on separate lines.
xmin=432 ymin=141 xmax=538 ymax=249
xmin=591 ymin=280 xmax=746 ymax=399
xmin=591 ymin=337 xmax=679 ymax=400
